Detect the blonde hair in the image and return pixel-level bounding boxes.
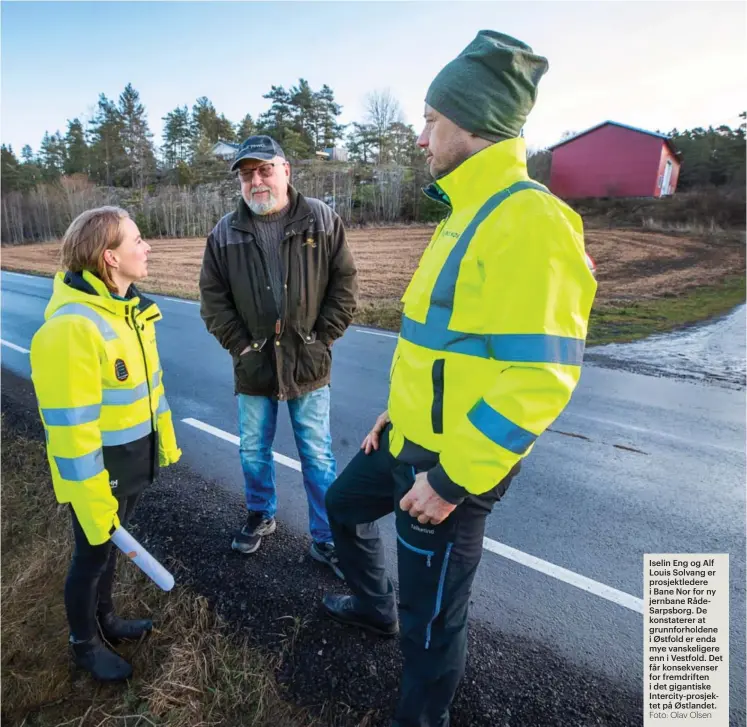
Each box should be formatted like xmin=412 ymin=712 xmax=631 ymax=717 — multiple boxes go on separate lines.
xmin=60 ymin=206 xmax=130 ymax=294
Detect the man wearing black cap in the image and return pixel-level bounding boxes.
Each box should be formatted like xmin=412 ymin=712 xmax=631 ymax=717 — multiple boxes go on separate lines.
xmin=199 ymin=135 xmax=358 ymax=578
xmin=321 ymin=32 xmax=597 ymax=726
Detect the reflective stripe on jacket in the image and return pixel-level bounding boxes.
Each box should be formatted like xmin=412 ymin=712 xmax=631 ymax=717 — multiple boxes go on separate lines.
xmin=388 ymin=138 xmax=597 ymax=501
xmin=30 ymin=270 xmax=181 ymax=545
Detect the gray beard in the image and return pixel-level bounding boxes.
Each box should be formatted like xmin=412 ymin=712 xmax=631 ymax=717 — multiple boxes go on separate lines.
xmin=243 ymin=192 xmax=278 ymax=215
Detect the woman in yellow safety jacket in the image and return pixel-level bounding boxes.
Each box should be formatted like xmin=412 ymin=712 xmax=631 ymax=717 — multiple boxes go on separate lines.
xmin=30 ymin=206 xmax=181 ymax=682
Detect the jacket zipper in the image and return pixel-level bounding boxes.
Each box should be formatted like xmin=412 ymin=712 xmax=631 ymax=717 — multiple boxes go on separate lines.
xmin=431 ymin=359 xmax=445 ymax=434
xmin=275 ymin=231 xmax=293 ymax=400
xmin=131 ymin=306 xmax=157 ymax=479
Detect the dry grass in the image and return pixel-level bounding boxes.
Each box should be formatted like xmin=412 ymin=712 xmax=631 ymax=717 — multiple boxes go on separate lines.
xmin=1 ymin=418 xmax=315 ymax=727
xmin=3 ymin=225 xmax=744 ymax=304
xmin=641 ymin=217 xmax=724 ymax=235
xmin=2 ymin=224 xmax=744 ymax=341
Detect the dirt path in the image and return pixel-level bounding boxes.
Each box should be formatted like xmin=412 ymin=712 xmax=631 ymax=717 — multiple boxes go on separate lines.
xmin=2 ymin=227 xmax=744 ymax=304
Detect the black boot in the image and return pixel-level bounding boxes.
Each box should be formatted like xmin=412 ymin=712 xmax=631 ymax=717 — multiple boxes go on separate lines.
xmin=71 ymin=634 xmax=133 ymax=681
xmin=98 ymin=611 xmax=153 ymax=643
xmin=322 ymin=594 xmax=399 ymax=637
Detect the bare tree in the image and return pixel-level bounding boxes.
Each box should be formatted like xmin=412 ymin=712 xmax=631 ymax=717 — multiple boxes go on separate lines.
xmin=365 ymin=89 xmax=404 ymax=165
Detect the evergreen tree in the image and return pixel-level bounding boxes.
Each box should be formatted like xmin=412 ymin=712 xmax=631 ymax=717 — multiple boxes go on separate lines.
xmin=236 ymin=113 xmax=256 ymax=141
xmin=64 ymin=118 xmax=89 ymax=175
xmin=39 ymin=131 xmax=65 ymax=180
xmin=87 ymin=93 xmax=127 ymax=186
xmin=316 ymin=84 xmax=345 ymax=149
xmin=1 ymin=144 xmax=22 ymax=191
xmin=162 ymin=105 xmax=193 ymax=166
xmin=118 ymin=83 xmax=156 ymax=188
xmin=216 ymin=113 xmax=237 ymax=143
xmin=346 ymin=123 xmax=378 ymax=164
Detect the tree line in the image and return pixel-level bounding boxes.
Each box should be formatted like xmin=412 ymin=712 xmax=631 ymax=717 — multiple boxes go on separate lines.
xmin=1 ymin=82 xmax=422 ymax=191
xmin=0 ymin=76 xmax=744 ymax=242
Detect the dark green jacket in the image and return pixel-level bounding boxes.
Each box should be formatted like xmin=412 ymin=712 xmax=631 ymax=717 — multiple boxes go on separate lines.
xmin=199 ymin=187 xmax=358 ymax=401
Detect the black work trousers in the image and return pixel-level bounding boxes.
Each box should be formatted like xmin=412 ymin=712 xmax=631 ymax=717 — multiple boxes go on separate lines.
xmin=65 ymin=493 xmax=141 ymax=641
xmin=326 ymin=426 xmax=518 ymax=727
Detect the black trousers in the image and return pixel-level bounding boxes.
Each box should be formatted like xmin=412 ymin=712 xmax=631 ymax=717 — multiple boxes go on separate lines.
xmin=65 ymin=493 xmax=141 ymax=641
xmin=326 ymin=426 xmax=518 ymax=727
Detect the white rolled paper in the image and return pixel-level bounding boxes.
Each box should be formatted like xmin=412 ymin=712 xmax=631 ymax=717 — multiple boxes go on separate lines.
xmin=110 ymin=526 xmax=175 ymax=591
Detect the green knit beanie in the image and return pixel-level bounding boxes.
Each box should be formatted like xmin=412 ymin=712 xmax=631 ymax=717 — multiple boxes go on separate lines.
xmin=425 ymin=30 xmax=549 ymax=142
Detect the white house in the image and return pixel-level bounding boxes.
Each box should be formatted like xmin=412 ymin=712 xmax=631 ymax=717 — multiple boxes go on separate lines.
xmin=211 ymin=141 xmax=239 ymax=160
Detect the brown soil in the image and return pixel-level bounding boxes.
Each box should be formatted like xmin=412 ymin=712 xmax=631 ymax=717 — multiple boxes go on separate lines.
xmin=2 ymin=226 xmax=744 ymax=304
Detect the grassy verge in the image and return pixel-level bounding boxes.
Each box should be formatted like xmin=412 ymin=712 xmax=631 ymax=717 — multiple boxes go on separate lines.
xmin=352 ymin=277 xmax=745 ymax=345
xmin=2 ymin=265 xmax=744 ymax=344
xmin=587 ymin=275 xmax=745 ymax=345
xmin=1 ymin=417 xmax=314 ymax=727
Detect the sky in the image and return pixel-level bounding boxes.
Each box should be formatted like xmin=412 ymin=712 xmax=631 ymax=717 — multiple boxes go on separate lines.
xmin=1 ymin=0 xmax=745 ymax=157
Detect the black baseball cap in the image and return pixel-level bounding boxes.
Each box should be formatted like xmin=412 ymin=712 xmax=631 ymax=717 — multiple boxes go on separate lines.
xmin=230 ymin=135 xmax=286 ymax=171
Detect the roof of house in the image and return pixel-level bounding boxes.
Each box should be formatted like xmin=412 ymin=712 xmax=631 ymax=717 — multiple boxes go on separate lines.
xmin=548 ymin=121 xmax=680 ymax=156
xmin=212 ymin=140 xmax=240 ymax=150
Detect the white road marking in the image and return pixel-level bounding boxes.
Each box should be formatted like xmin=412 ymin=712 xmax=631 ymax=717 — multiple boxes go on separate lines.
xmin=1 ymin=338 xmax=30 ymax=354
xmin=2 ymin=271 xmax=41 ymax=280
xmin=482 ymin=538 xmax=643 ymax=613
xmin=181 ymin=416 xmax=644 ymax=614
xmin=354 ymin=328 xmax=398 ymax=339
xmin=0 ymin=271 xmax=733 ymax=459
xmin=163 ymin=297 xmax=200 ymax=306
xmin=181 ymin=417 xmax=301 ymax=471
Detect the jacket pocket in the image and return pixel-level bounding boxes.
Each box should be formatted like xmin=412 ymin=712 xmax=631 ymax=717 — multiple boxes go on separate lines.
xmin=235 ymin=338 xmax=275 ymax=393
xmin=294 ymin=329 xmax=331 ymax=386
xmin=431 ymin=359 xmax=445 ymax=434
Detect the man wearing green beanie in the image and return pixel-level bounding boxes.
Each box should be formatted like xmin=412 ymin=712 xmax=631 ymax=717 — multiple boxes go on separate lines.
xmin=322 ymin=30 xmax=597 ymax=727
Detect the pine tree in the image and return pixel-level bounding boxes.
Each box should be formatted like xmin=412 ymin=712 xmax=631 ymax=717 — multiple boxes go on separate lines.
xmin=191 ymin=97 xmax=221 ymax=145
xmin=162 ymin=105 xmax=193 ymax=167
xmin=289 ymin=79 xmax=317 ymax=150
xmin=87 ymin=93 xmax=127 ymax=186
xmin=118 ymin=83 xmax=156 ymax=188
xmin=236 ymin=113 xmax=256 ymax=142
xmin=19 ymin=144 xmax=42 ymax=189
xmin=1 ymin=145 xmax=22 ymax=191
xmin=39 ymin=131 xmax=65 ymax=180
xmin=64 ymin=118 xmax=89 ymax=175
xmin=191 ymin=133 xmax=228 ymax=183
xmin=216 ymin=113 xmax=237 ymax=143
xmin=315 ymin=84 xmax=344 ymax=149
xmin=346 ymin=123 xmax=378 ymax=164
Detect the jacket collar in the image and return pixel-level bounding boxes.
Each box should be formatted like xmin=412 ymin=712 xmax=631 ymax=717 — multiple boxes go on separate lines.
xmin=423 ymin=137 xmax=530 ymax=212
xmin=45 ymin=269 xmax=160 ymax=321
xmin=230 ymin=185 xmax=312 ymax=235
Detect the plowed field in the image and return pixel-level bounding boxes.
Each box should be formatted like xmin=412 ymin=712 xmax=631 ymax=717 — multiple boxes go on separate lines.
xmin=3 ymin=226 xmax=744 ymax=341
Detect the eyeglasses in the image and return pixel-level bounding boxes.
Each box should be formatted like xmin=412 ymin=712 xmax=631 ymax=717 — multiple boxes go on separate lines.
xmin=238 ymin=162 xmax=284 ymax=181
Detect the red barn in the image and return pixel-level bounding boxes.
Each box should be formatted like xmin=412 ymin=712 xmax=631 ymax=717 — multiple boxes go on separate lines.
xmin=548 ymin=121 xmax=681 ymax=199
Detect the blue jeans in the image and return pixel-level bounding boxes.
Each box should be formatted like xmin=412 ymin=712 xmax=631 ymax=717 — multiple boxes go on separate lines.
xmin=238 ymin=385 xmax=336 ymax=544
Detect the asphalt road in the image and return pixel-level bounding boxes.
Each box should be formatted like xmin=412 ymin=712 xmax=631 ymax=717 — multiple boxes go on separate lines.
xmin=2 ymin=270 xmax=745 ymax=723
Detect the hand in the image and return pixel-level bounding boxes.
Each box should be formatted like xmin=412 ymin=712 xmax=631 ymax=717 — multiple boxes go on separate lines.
xmin=361 ymin=410 xmax=390 ymax=454
xmin=399 ymin=472 xmax=457 ymax=525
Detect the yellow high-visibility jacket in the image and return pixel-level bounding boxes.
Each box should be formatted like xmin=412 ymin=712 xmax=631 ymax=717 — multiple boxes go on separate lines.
xmin=30 ymin=270 xmax=181 ymax=545
xmin=388 ymin=138 xmax=597 ymax=502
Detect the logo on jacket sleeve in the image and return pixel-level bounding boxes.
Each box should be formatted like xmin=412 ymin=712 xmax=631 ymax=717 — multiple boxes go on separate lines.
xmin=114 ymin=359 xmax=129 ymax=381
